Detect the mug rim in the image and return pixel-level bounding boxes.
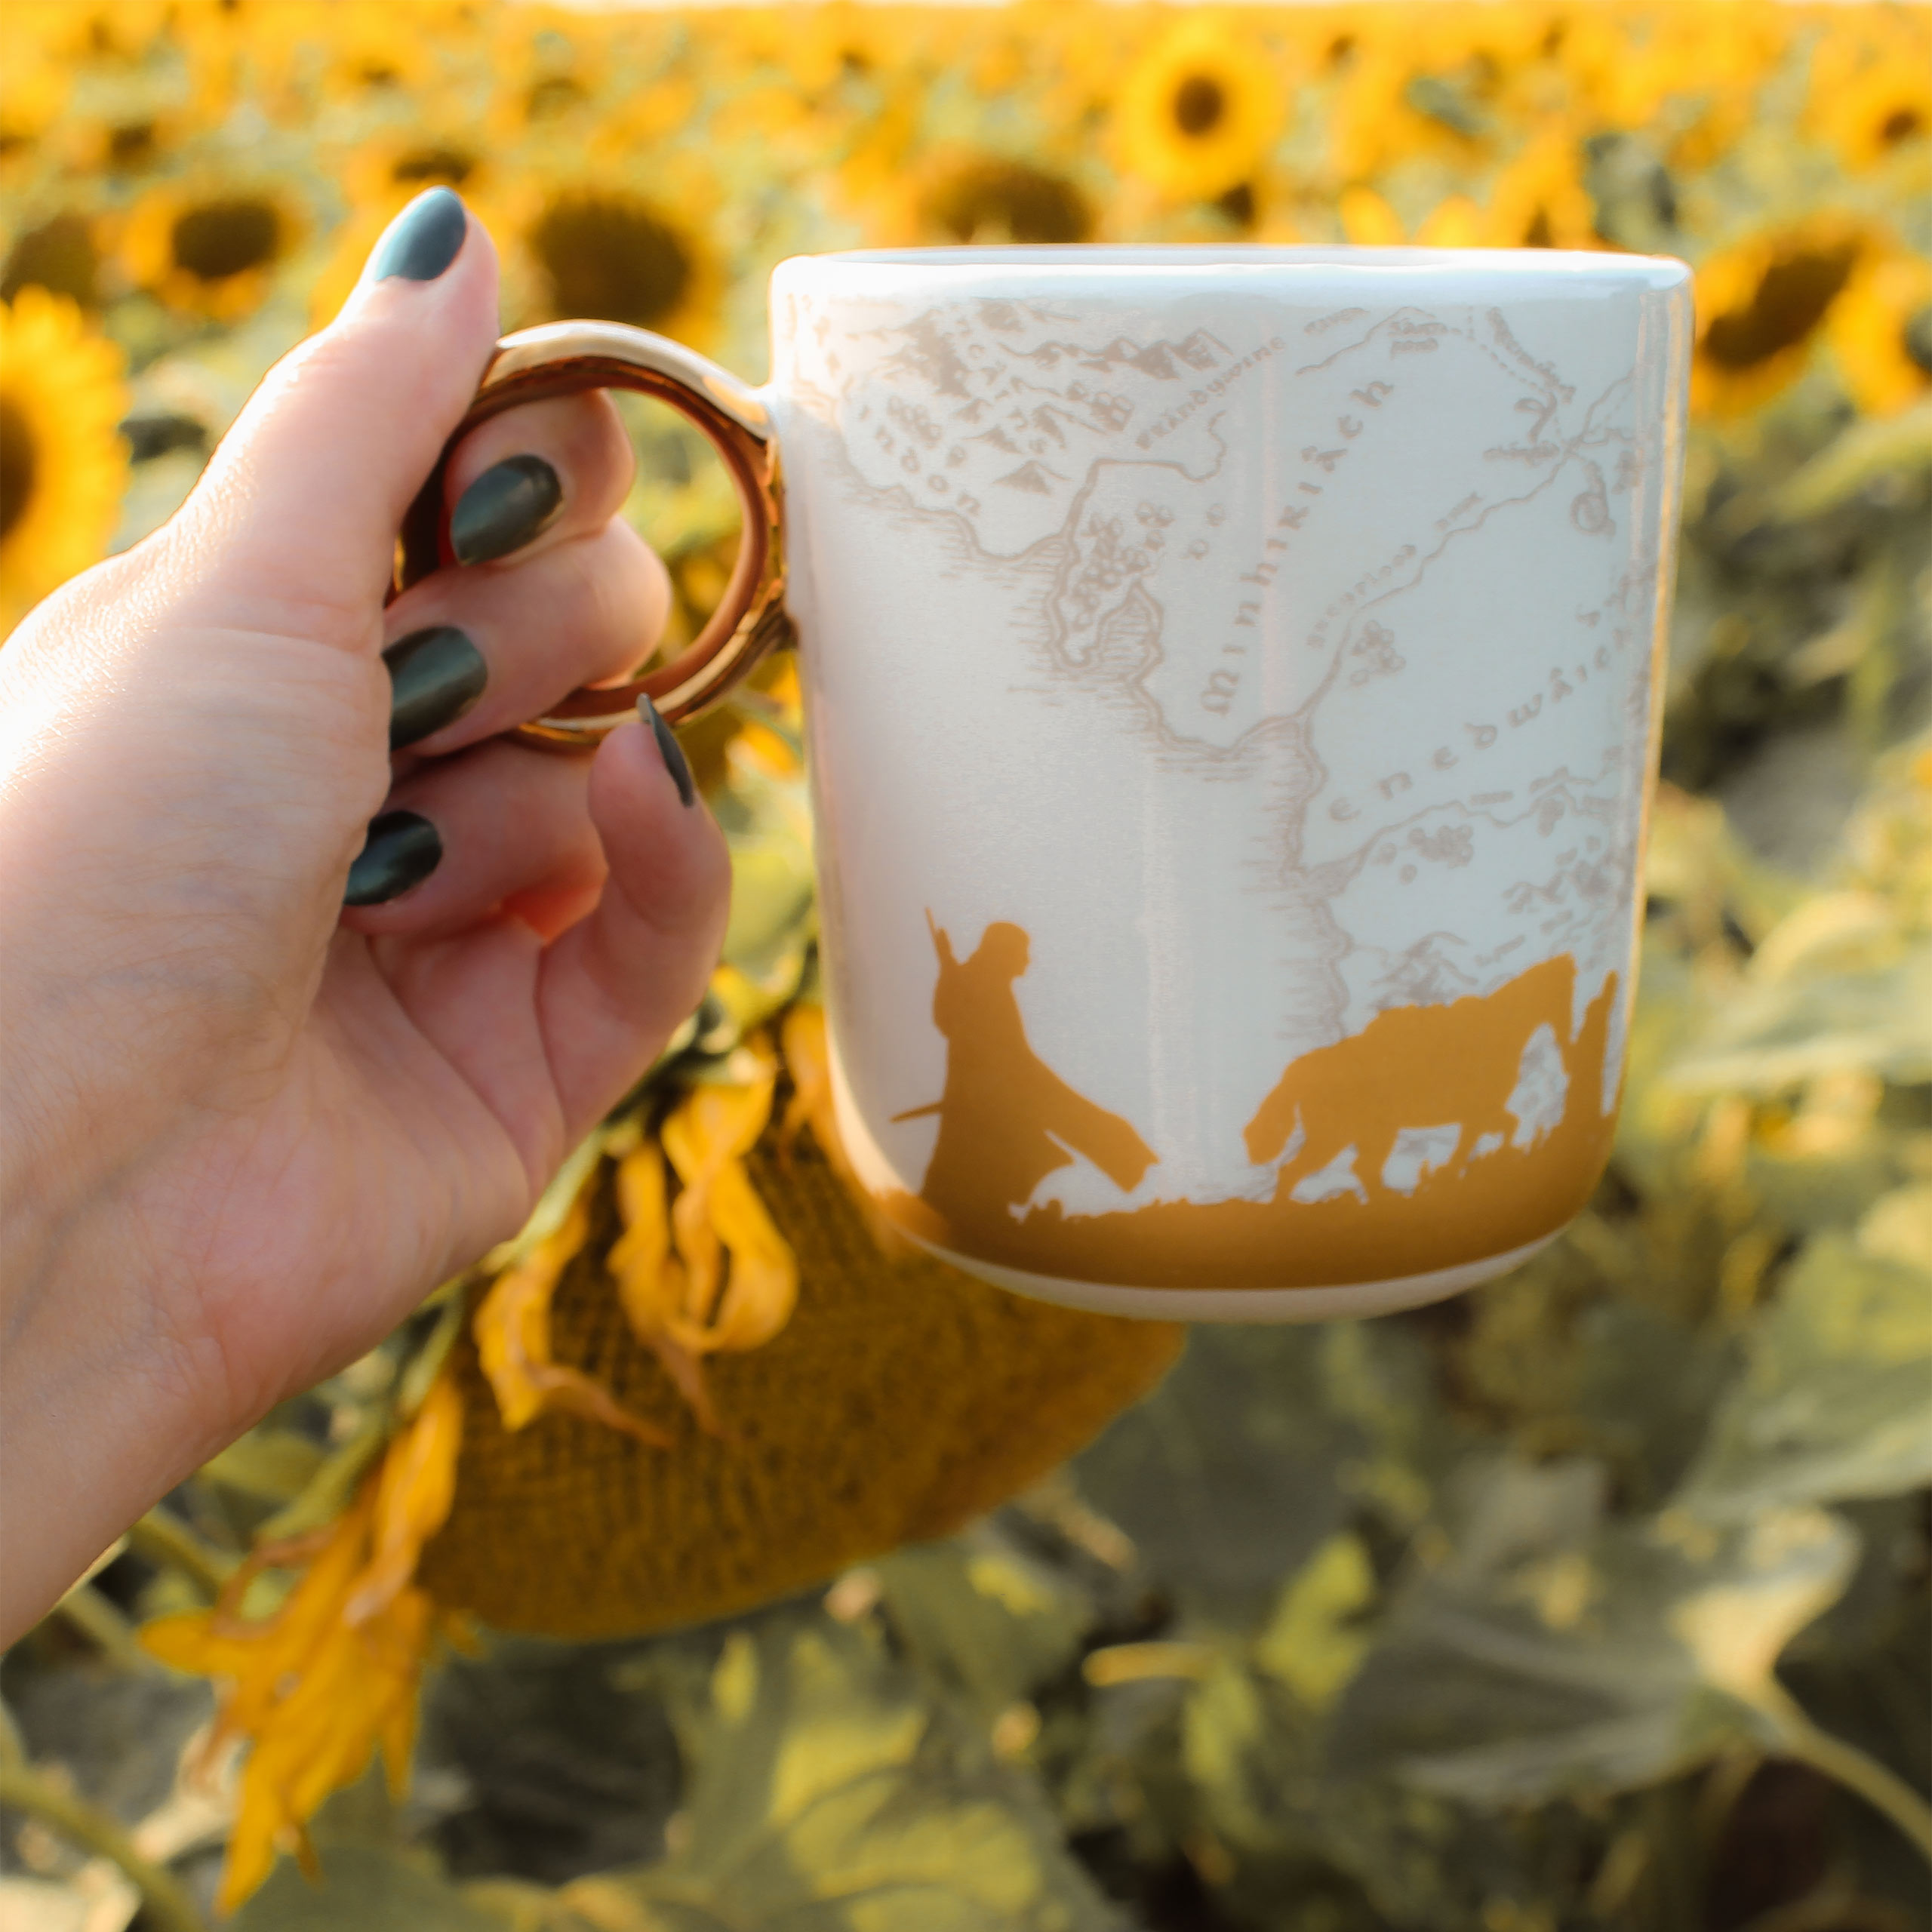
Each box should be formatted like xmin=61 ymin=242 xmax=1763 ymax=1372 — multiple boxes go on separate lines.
xmin=774 ymin=243 xmax=1690 ymax=288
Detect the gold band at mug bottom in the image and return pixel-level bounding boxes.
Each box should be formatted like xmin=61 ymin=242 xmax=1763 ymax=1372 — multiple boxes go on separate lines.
xmin=897 ymin=1228 xmax=1564 ymax=1324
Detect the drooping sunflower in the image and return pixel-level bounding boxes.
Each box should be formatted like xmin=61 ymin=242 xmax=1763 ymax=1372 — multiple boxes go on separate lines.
xmin=1113 ymin=17 xmax=1287 ymax=204
xmin=140 ymin=703 xmax=1183 ymax=1912
xmin=120 ymin=177 xmax=303 ymax=322
xmin=1691 ymin=216 xmax=1872 ymax=419
xmin=1828 ymin=251 xmax=1932 ymax=420
xmin=0 ymin=287 xmax=128 ymax=635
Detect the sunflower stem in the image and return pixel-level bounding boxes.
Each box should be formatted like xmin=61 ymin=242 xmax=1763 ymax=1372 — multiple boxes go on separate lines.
xmin=0 ymin=1762 xmax=208 ymax=1932
xmin=128 ymin=1508 xmax=236 ymax=1601
xmin=1758 ymin=1683 xmax=1932 ymax=1866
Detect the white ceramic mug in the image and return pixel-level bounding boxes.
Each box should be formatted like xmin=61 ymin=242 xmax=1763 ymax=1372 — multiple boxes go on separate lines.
xmin=412 ymin=245 xmax=1692 ymax=1321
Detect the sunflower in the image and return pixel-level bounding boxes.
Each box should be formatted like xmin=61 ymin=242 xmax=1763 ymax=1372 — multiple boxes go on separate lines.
xmin=1337 ymin=183 xmax=1406 ymax=245
xmin=1691 ymin=216 xmax=1872 ymax=419
xmin=1114 ymin=17 xmax=1287 ymax=203
xmin=1481 ymin=125 xmax=1598 ymax=250
xmin=1325 ymin=7 xmax=1549 ymax=183
xmin=1807 ymin=12 xmax=1932 ymax=174
xmin=2 ymin=211 xmax=105 ymax=309
xmin=309 ymin=134 xmax=504 ymax=328
xmin=0 ymin=15 xmax=69 ymax=171
xmin=496 ymin=170 xmax=724 ymax=349
xmin=918 ymin=153 xmax=1096 ymax=246
xmin=1562 ymin=5 xmax=1792 ymax=169
xmin=120 ymin=178 xmax=303 ymax=321
xmin=235 ymin=0 xmax=468 ymax=120
xmin=1828 ymin=251 xmax=1932 ymax=420
xmin=138 ymin=688 xmax=1183 ymax=1911
xmin=0 ymin=287 xmax=128 ymax=635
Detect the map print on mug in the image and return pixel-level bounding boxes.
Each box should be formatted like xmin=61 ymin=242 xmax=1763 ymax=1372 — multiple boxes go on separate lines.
xmin=772 ymin=248 xmax=1692 ymax=1320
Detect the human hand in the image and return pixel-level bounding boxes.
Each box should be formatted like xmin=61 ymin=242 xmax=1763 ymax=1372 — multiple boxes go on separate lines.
xmin=0 ymin=190 xmax=731 ymax=1639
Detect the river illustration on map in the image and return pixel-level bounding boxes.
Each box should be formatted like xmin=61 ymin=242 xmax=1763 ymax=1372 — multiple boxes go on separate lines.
xmin=779 ymin=283 xmax=1673 ymax=1287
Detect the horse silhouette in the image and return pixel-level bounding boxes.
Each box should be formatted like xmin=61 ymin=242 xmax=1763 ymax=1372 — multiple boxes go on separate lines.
xmin=1243 ymin=954 xmax=1587 ymax=1199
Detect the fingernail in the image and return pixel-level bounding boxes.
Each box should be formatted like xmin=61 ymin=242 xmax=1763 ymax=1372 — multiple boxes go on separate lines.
xmin=365 ymin=186 xmax=468 ymax=284
xmin=344 ymin=810 xmax=442 ymax=906
xmin=450 ymin=455 xmax=562 ymax=566
xmin=383 ymin=625 xmax=488 ymax=749
xmin=640 ymin=694 xmax=696 ymax=808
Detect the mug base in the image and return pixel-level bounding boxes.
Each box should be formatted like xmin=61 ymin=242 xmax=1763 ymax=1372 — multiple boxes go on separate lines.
xmin=903 ymin=1231 xmax=1563 ymax=1322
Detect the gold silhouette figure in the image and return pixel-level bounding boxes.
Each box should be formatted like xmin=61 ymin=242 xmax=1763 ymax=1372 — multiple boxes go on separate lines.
xmin=878 ymin=914 xmax=1624 ymax=1294
xmin=1244 ymin=953 xmax=1580 ymax=1195
xmin=901 ymin=916 xmax=1157 ymax=1255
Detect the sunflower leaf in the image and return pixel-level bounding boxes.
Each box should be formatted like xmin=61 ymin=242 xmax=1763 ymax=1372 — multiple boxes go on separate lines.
xmin=572 ymin=1616 xmax=1125 ymax=1932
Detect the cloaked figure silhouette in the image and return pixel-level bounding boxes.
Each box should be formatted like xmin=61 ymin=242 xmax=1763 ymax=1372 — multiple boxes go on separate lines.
xmin=1244 ymin=953 xmax=1595 ymax=1197
xmin=905 ymin=916 xmax=1158 ymax=1248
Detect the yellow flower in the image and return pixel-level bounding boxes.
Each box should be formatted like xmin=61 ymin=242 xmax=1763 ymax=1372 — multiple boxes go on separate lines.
xmin=420 ymin=1102 xmax=1183 ymax=1641
xmin=475 ymin=1179 xmax=675 ymax=1447
xmin=141 ymin=1375 xmax=465 ymax=1912
xmin=918 ymin=154 xmax=1096 ymax=246
xmin=0 ymin=288 xmax=127 ymax=635
xmin=1828 ymin=251 xmax=1932 ymax=419
xmin=610 ymin=1053 xmax=801 ymax=1436
xmin=1807 ymin=11 xmax=1932 ymax=174
xmin=0 ymin=11 xmax=70 ymax=168
xmin=1114 ymin=17 xmax=1287 ymax=202
xmin=309 ymin=136 xmax=506 ymax=328
xmin=2 ymin=211 xmax=107 ymax=312
xmin=1327 ymin=8 xmax=1551 ymax=183
xmin=1338 ymin=183 xmax=1406 ymax=246
xmin=1482 ymin=126 xmax=1597 ymax=251
xmin=119 ymin=178 xmax=303 ymax=321
xmin=1414 ymin=194 xmax=1487 ymax=249
xmin=1563 ymin=5 xmax=1792 ymax=168
xmin=1692 ymin=217 xmax=1871 ymax=419
xmin=491 ymin=165 xmax=724 ymax=346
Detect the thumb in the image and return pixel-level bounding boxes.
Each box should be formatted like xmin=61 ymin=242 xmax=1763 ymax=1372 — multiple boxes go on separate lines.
xmin=168 ymin=188 xmax=501 ymax=653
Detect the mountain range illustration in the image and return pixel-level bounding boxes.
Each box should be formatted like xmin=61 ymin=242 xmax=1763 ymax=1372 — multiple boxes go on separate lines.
xmin=995 ymin=460 xmax=1068 ymax=494
xmin=1017 ymin=331 xmax=1232 ymax=378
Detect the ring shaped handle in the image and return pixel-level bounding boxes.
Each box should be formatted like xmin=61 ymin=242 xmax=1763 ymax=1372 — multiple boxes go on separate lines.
xmin=394 ymin=321 xmax=792 ymax=749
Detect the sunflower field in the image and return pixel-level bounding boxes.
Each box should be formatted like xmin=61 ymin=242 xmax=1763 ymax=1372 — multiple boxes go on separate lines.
xmin=2 ymin=2 xmax=1930 ymax=1928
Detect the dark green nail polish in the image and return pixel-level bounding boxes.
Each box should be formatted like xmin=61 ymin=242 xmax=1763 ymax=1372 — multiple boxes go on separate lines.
xmin=384 ymin=625 xmax=487 ymax=748
xmin=345 ymin=810 xmax=441 ymax=906
xmin=365 ymin=186 xmax=467 ymax=283
xmin=640 ymin=694 xmax=696 ymax=808
xmin=450 ymin=455 xmax=562 ymax=565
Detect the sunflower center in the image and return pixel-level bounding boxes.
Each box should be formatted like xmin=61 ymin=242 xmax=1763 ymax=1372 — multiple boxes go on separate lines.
xmin=1904 ymin=305 xmax=1932 ymax=380
xmin=392 ymin=146 xmax=475 ymax=187
xmin=171 ymin=198 xmax=281 ymax=282
xmin=109 ymin=122 xmax=156 ymax=167
xmin=531 ymin=194 xmax=693 ymax=329
xmin=2 ymin=213 xmax=100 ymax=306
xmin=925 ymin=159 xmax=1093 ymax=245
xmin=1174 ymin=74 xmax=1226 ymax=138
xmin=0 ymin=396 xmax=35 ymax=546
xmin=1880 ymin=106 xmax=1924 ymax=146
xmin=1701 ymin=245 xmax=1860 ymax=371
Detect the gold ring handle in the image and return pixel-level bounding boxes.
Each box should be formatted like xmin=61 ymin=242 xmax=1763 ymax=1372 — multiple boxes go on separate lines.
xmin=395 ymin=321 xmax=791 ymax=746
